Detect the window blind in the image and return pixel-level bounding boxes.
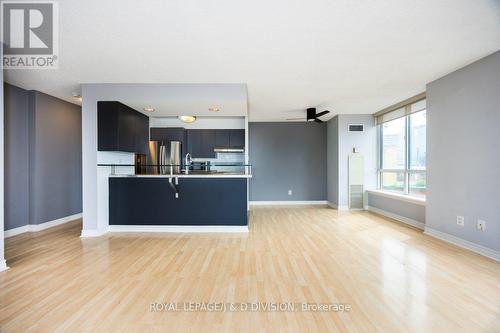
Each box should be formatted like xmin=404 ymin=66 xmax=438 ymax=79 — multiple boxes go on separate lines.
xmin=375 ymin=92 xmax=426 ymax=125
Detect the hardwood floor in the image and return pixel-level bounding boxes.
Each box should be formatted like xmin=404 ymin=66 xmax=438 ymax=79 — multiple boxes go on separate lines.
xmin=1 ymin=206 xmax=499 ymax=332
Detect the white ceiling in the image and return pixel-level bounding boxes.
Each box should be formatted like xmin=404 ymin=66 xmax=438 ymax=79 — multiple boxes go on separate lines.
xmin=4 ymin=0 xmax=500 ymax=121
xmin=81 ymin=83 xmax=248 ymax=117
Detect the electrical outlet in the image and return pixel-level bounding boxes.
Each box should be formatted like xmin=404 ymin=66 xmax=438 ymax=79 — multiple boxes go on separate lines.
xmin=477 ymin=220 xmax=486 ymax=231
xmin=456 ymin=216 xmax=464 ymax=226
xmin=288 ymin=189 xmax=293 ymax=196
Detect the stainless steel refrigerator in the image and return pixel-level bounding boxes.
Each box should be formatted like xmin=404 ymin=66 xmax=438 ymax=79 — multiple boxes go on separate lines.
xmin=148 ymin=140 xmax=181 ymax=174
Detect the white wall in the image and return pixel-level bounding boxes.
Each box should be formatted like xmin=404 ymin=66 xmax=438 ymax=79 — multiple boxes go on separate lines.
xmin=0 ymin=42 xmax=7 ymax=271
xmin=337 ymin=115 xmax=378 ymax=208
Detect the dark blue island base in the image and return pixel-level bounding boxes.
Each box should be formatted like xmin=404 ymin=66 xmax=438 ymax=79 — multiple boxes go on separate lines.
xmin=109 ymin=177 xmax=248 ymax=226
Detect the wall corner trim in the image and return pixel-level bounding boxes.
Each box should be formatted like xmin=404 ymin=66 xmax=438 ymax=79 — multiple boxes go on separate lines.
xmin=5 ymin=213 xmax=82 ymax=238
xmin=0 ymin=260 xmax=9 ymax=273
xmin=366 ymin=206 xmax=425 ymax=230
xmin=327 ymin=202 xmax=350 ymax=210
xmin=80 ymin=229 xmax=107 ymax=238
xmin=424 ymin=227 xmax=500 ymax=262
xmin=327 ymin=202 xmax=337 ymax=209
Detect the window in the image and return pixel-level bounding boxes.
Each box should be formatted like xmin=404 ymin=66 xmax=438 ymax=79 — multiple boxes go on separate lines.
xmin=378 ymin=100 xmax=426 ymax=198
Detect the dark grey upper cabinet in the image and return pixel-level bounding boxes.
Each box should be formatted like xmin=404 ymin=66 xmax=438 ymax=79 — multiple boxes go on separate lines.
xmin=150 ymin=127 xmax=187 ymax=157
xmin=150 ymin=127 xmax=186 ymax=144
xmin=215 ymin=129 xmax=230 ymax=147
xmin=186 ymin=129 xmax=216 ymax=158
xmin=201 ymin=130 xmax=216 ymax=157
xmin=135 ymin=113 xmax=150 ymax=155
xmin=119 ymin=108 xmax=136 ymax=153
xmin=186 ymin=129 xmax=245 ymax=158
xmin=186 ymin=129 xmax=203 ymax=157
xmin=98 ymin=101 xmax=149 ymax=153
xmin=229 ymin=129 xmax=245 ymax=147
xmin=97 ymin=102 xmax=120 ymax=151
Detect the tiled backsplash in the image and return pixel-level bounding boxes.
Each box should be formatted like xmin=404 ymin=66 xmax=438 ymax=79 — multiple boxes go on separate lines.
xmin=193 ymin=152 xmax=245 ymax=172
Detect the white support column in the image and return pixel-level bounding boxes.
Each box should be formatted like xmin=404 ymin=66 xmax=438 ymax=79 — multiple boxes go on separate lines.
xmin=0 ymin=42 xmax=8 ymax=271
xmin=80 ymin=85 xmax=105 ymax=237
xmin=245 ymin=116 xmax=250 ymax=212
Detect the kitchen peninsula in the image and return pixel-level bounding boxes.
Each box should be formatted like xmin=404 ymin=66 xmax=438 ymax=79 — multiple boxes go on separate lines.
xmin=96 ymin=98 xmax=251 ymax=233
xmin=105 ymin=167 xmax=251 ymax=229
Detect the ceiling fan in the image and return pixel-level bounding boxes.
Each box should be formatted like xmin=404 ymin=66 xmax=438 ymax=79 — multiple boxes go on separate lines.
xmin=286 ymin=107 xmax=330 ymax=123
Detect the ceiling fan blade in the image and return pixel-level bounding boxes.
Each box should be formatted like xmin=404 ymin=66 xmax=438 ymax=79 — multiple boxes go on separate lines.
xmin=314 ymin=118 xmax=324 ymax=123
xmin=315 ymin=110 xmax=330 ymax=118
xmin=306 ymin=108 xmax=316 ymax=121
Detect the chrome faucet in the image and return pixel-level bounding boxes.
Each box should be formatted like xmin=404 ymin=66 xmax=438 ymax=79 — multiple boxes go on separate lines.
xmin=184 ymin=153 xmax=192 ymax=174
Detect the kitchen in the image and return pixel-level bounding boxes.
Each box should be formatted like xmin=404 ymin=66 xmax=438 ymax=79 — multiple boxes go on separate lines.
xmin=84 ymin=84 xmax=251 ymax=235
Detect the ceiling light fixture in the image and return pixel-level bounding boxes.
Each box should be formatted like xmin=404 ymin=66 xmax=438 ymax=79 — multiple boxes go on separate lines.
xmin=178 ymin=115 xmax=197 ymax=123
xmin=143 ymin=107 xmax=155 ymax=112
xmin=72 ymin=92 xmax=82 ymax=100
xmin=208 ymin=107 xmax=220 ymax=112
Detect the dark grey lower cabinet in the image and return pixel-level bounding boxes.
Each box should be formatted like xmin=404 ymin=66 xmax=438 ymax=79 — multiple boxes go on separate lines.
xmin=109 ymin=177 xmax=248 ymax=226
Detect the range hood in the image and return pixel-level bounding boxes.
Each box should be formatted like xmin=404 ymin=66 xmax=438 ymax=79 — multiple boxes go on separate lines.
xmin=213 ymin=147 xmax=245 ymax=153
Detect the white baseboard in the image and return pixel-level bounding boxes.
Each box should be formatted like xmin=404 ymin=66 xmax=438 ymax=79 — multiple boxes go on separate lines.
xmin=80 ymin=229 xmax=107 ymax=238
xmin=424 ymin=227 xmax=500 ymax=262
xmin=249 ymin=201 xmax=327 ymax=206
xmin=0 ymin=260 xmax=9 ymax=273
xmin=4 ymin=225 xmax=30 ymax=238
xmin=107 ymin=225 xmax=249 ymax=233
xmin=30 ymin=213 xmax=82 ymax=232
xmin=5 ymin=213 xmax=82 ymax=238
xmin=366 ymin=206 xmax=425 ymax=230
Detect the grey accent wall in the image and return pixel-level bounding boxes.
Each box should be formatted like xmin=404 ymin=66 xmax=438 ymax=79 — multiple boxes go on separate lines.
xmin=29 ymin=91 xmax=82 ymax=225
xmin=426 ymin=51 xmax=500 ymax=251
xmin=337 ymin=115 xmax=377 ymax=207
xmin=367 ymin=193 xmax=425 ymax=223
xmin=3 ymin=84 xmax=82 ymax=230
xmin=249 ymin=122 xmax=327 ymax=201
xmin=4 ymin=84 xmax=29 ymax=230
xmin=327 ymin=116 xmax=339 ymax=206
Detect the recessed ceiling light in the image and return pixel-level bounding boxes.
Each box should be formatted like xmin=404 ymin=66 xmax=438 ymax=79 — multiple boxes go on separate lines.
xmin=178 ymin=115 xmax=197 ymax=123
xmin=208 ymin=107 xmax=220 ymax=112
xmin=143 ymin=107 xmax=155 ymax=112
xmin=72 ymin=92 xmax=82 ymax=99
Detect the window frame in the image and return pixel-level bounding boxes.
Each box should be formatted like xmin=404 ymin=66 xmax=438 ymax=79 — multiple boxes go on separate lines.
xmin=378 ymin=109 xmax=426 ymax=197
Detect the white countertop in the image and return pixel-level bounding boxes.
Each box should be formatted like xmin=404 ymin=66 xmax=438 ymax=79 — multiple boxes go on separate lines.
xmin=109 ymin=173 xmax=252 ymax=178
